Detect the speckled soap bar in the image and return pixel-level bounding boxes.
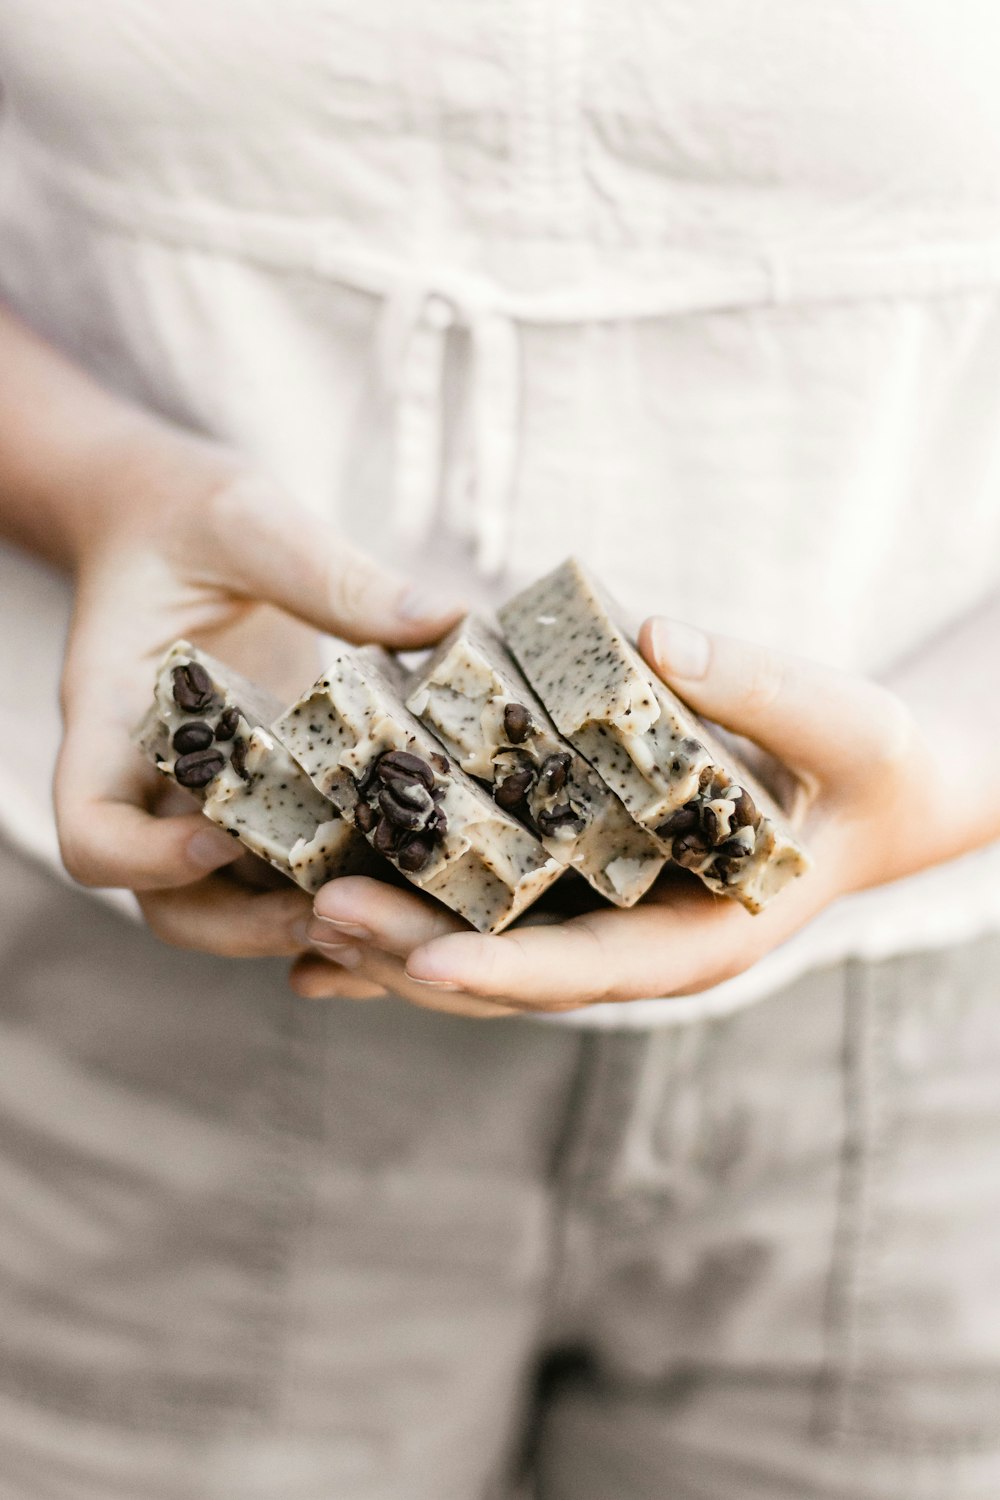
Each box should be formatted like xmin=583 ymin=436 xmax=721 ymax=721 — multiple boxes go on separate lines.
xmin=499 ymin=559 xmax=810 ymax=914
xmin=406 ymin=616 xmax=667 ymax=907
xmin=136 ymin=642 xmax=370 ymax=893
xmin=273 ymin=643 xmax=563 ymax=933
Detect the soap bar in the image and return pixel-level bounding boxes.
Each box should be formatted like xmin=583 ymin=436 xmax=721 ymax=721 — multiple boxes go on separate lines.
xmin=499 ymin=559 xmax=810 ymax=914
xmin=136 ymin=642 xmax=370 ymax=893
xmin=274 ymin=644 xmax=563 ymax=933
xmin=406 ymin=616 xmax=667 ymax=906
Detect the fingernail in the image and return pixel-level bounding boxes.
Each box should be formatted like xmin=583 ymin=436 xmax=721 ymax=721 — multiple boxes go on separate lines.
xmin=405 ymin=973 xmax=461 ymax=991
xmin=188 ymin=827 xmax=240 ymax=870
xmin=311 ymin=941 xmax=363 ymax=969
xmin=308 ymin=915 xmax=371 ymax=943
xmin=397 ymin=585 xmax=464 ymax=622
xmin=649 ymin=618 xmax=710 ymax=680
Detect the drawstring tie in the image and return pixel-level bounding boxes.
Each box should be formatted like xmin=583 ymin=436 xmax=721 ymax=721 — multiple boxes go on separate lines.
xmin=377 ymin=277 xmax=520 ymax=577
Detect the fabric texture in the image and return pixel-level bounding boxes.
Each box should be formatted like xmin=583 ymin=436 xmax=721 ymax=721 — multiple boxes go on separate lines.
xmin=2 ymin=2 xmax=1000 ymax=1021
xmin=3 ymin=833 xmax=1000 ymax=1499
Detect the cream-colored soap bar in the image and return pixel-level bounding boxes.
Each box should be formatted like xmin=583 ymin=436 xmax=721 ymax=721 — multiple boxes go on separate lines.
xmin=274 ymin=644 xmax=563 ymax=933
xmin=406 ymin=616 xmax=666 ymax=907
xmin=499 ymin=560 xmax=810 ymax=914
xmin=136 ymin=642 xmax=370 ymax=893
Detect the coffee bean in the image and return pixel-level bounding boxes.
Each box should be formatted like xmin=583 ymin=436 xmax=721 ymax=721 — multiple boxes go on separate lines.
xmin=397 ymin=836 xmax=434 ymax=873
xmin=538 ymin=753 xmax=571 ymax=796
xmin=713 ymin=859 xmax=737 ymax=884
xmin=731 ymin=789 xmax=761 ymax=830
xmin=373 ymin=816 xmax=398 ymax=856
xmin=214 ymin=706 xmax=241 ymax=742
xmin=380 ymin=766 xmax=435 ymax=815
xmin=655 ymin=803 xmax=699 ymax=840
xmin=174 ymin=748 xmax=225 ymax=789
xmin=355 ymin=801 xmax=376 ymax=834
xmin=378 ymin=786 xmax=428 ymax=831
xmin=171 ymin=661 xmax=217 ymax=714
xmin=717 ymin=837 xmax=750 ymax=861
xmin=354 ymin=759 xmax=381 ymax=798
xmin=429 ymin=752 xmax=450 ymax=775
xmin=171 ymin=720 xmax=213 ymax=755
xmin=494 ymin=768 xmax=534 ymax=810
xmin=702 ymin=805 xmax=724 ymax=846
xmin=428 ymin=808 xmax=448 ymax=839
xmin=377 ymin=750 xmax=435 ymax=791
xmin=672 ymin=832 xmax=709 ymax=869
xmin=503 ymin=703 xmax=533 ymax=744
xmin=537 ymin=804 xmax=585 ymax=837
xmin=698 ymin=765 xmax=718 ymax=793
xmin=230 ymin=737 xmax=250 ymax=783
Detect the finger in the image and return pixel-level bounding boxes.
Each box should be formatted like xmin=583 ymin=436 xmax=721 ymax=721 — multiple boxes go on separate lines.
xmin=638 ymin=617 xmax=915 ymax=786
xmin=207 ymin=474 xmax=464 ymax=648
xmin=54 ymin=711 xmax=240 ymax=890
xmin=404 ymin=877 xmax=824 ymax=1009
xmin=311 ymin=876 xmax=465 ymax=959
xmin=288 ymin=955 xmax=388 ymax=1001
xmin=138 ymin=877 xmax=312 ymax=958
xmin=322 ymin=945 xmax=522 ymax=1020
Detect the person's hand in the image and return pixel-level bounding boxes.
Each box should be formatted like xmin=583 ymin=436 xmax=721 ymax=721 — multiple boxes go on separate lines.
xmin=54 ymin=420 xmax=461 ymax=966
xmin=294 ymin=616 xmax=948 ymax=1017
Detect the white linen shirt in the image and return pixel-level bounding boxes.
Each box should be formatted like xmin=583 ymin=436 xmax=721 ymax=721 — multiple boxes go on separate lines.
xmin=2 ymin=0 xmax=1000 ymax=1026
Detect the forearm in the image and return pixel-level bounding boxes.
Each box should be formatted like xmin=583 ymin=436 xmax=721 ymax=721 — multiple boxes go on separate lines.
xmin=0 ymin=301 xmax=198 ymax=568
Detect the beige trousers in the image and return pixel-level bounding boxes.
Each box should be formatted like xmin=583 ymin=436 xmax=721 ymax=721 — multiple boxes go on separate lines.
xmin=1 ymin=833 xmax=1000 ymax=1500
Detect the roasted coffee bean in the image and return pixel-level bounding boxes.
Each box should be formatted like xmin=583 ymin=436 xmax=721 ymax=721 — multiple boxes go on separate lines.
xmin=731 ymin=789 xmax=761 ymax=830
xmin=428 ymin=808 xmax=448 ymax=839
xmin=702 ymin=805 xmax=725 ymax=846
xmin=214 ymin=706 xmax=241 ymax=741
xmin=429 ymin=752 xmax=450 ymax=775
xmin=171 ymin=661 xmax=218 ymax=714
xmin=712 ymin=858 xmax=737 ymax=884
xmin=717 ymin=837 xmax=750 ymax=862
xmin=174 ymin=748 xmax=225 ymax=789
xmin=503 ymin=703 xmax=533 ymax=744
xmin=171 ymin=720 xmax=213 ymax=755
xmin=354 ymin=801 xmax=377 ymax=834
xmin=397 ymin=836 xmax=434 ymax=873
xmin=537 ymin=804 xmax=585 ymax=837
xmin=377 ymin=750 xmax=435 ymax=791
xmin=672 ymin=832 xmax=709 ymax=869
xmin=354 ymin=759 xmax=382 ymax=798
xmin=494 ymin=768 xmax=534 ymax=810
xmin=380 ymin=766 xmax=435 ymax=815
xmin=378 ymin=786 xmax=428 ymax=831
xmin=373 ymin=816 xmax=398 ymax=856
xmin=654 ymin=802 xmax=700 ymax=840
xmin=698 ymin=764 xmax=718 ymax=793
xmin=538 ymin=753 xmax=571 ymax=796
xmin=230 ymin=736 xmax=251 ymax=782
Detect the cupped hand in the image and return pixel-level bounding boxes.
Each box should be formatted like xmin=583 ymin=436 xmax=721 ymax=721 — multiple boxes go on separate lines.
xmin=298 ymin=616 xmax=942 ymax=1017
xmin=54 ymin=421 xmax=461 ymax=958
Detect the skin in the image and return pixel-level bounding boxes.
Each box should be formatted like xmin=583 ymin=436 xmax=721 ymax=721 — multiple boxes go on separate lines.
xmin=3 ymin=299 xmax=1000 ymax=1017
xmin=0 ymin=304 xmax=462 ymax=961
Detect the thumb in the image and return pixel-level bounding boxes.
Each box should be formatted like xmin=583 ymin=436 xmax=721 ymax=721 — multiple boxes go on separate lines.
xmin=212 ymin=475 xmax=463 ymax=646
xmin=638 ymin=616 xmax=916 ymax=787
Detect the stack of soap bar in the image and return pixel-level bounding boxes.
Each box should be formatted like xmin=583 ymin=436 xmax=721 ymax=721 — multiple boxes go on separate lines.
xmin=406 ymin=616 xmax=667 ymax=906
xmin=274 ymin=644 xmax=563 ymax=933
xmin=136 ymin=642 xmax=370 ymax=893
xmin=499 ymin=559 xmax=810 ymax=914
